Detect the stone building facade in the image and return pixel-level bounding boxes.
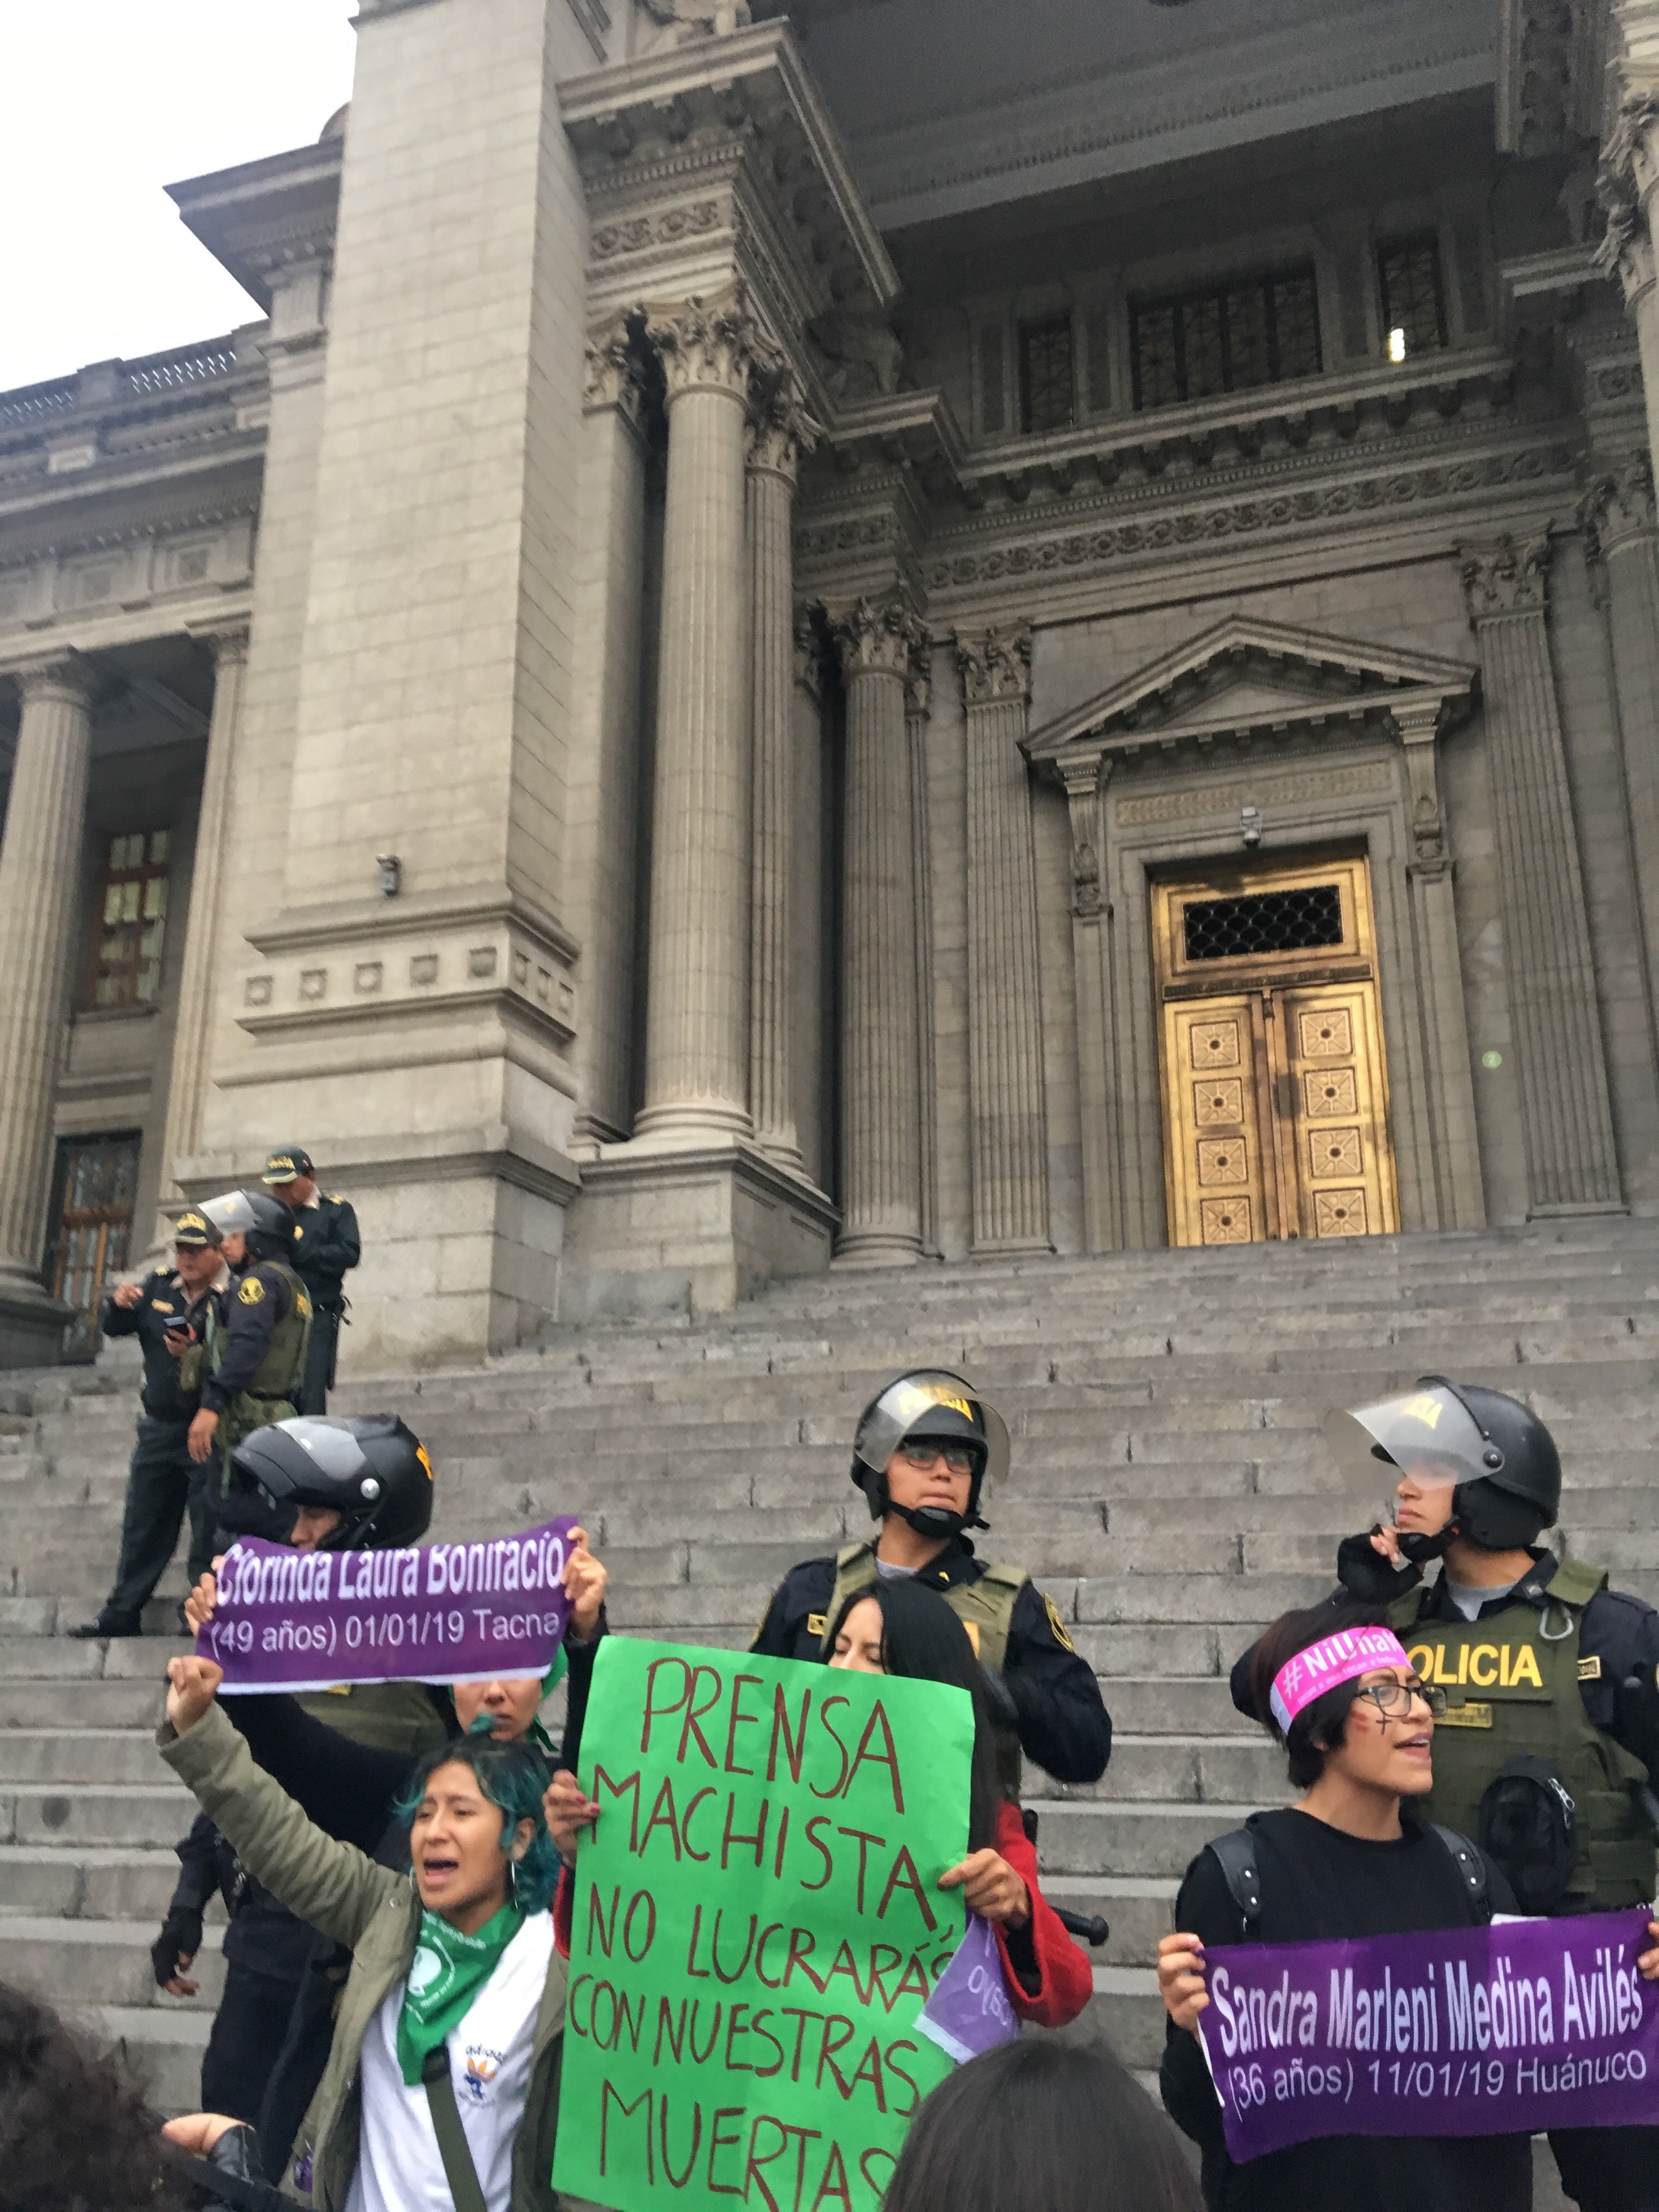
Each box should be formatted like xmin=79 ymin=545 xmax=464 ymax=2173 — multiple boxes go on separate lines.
xmin=4 ymin=0 xmax=1659 ymax=1369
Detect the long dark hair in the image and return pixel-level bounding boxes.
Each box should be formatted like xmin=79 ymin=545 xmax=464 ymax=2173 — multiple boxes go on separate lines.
xmin=824 ymin=1578 xmax=1003 ymax=1851
xmin=1248 ymin=1599 xmax=1393 ymax=1789
xmin=0 ymin=1982 xmax=191 ymax=2212
xmin=883 ymin=2038 xmax=1201 ymax=2212
xmin=392 ymin=1730 xmax=561 ymax=1912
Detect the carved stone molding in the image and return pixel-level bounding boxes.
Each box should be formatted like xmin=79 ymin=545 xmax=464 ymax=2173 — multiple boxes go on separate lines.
xmin=1461 ymin=533 xmax=1552 ymax=622
xmin=1060 ymin=762 xmax=1106 ymax=920
xmin=833 ymin=594 xmax=924 ymax=681
xmin=592 ymin=200 xmax=723 ymax=264
xmin=747 ymin=372 xmax=820 ymax=486
xmin=646 ymin=292 xmax=760 ymax=402
xmin=584 ymin=311 xmax=647 ymax=424
xmin=957 ymin=625 xmax=1033 ymax=709
xmin=1580 ymin=448 xmax=1658 ymax=559
xmin=792 ymin=603 xmax=828 ymax=699
xmin=10 ymin=651 xmax=94 ymax=706
xmin=1596 ymin=93 xmax=1659 ymax=307
xmin=639 ymin=0 xmax=750 ymax=50
xmin=1390 ymin=700 xmax=1449 ymax=871
xmin=192 ymin=620 xmax=252 ymax=669
xmin=904 ymin=632 xmax=933 ymax=721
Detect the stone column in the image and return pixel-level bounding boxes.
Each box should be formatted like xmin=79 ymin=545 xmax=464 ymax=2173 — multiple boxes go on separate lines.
xmin=957 ymin=626 xmax=1051 ymax=1255
xmin=1062 ymin=758 xmax=1121 ymax=1252
xmin=1598 ymin=94 xmax=1659 ymax=497
xmin=746 ymin=376 xmax=814 ymax=1168
xmin=1392 ymin=700 xmax=1486 ymax=1230
xmin=789 ymin=609 xmax=829 ymax=1186
xmin=835 ymin=595 xmax=924 ymax=1263
xmin=1582 ymin=448 xmax=1659 ymax=1033
xmin=0 ymin=655 xmax=95 ymax=1316
xmin=154 ymin=623 xmax=250 ymax=1229
xmin=1461 ymin=536 xmax=1623 ymax=1212
xmin=635 ymin=294 xmax=757 ymax=1143
xmin=571 ymin=315 xmax=650 ymax=1149
xmin=904 ymin=635 xmax=941 ymax=1254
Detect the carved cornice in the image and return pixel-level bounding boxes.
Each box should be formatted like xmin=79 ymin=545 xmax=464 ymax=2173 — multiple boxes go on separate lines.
xmin=832 ymin=593 xmax=924 ymax=681
xmin=1461 ymin=533 xmax=1552 ymax=620
xmin=0 ymin=499 xmax=262 ymax=578
xmin=957 ymin=625 xmax=1033 ymax=709
xmin=1579 ymin=448 xmax=1658 ymax=558
xmin=647 ymin=291 xmax=760 ymax=401
xmin=1497 ymin=0 xmax=1611 ymax=156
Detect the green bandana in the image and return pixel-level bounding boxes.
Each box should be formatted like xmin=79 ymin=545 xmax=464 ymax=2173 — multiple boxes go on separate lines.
xmin=395 ymin=1902 xmax=524 ymax=2086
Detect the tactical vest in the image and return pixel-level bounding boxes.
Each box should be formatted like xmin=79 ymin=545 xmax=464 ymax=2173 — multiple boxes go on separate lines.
xmin=205 ymin=1260 xmax=312 ymax=1460
xmin=1388 ymin=1559 xmax=1655 ymax=1910
xmin=823 ymin=1542 xmax=1028 ymax=1796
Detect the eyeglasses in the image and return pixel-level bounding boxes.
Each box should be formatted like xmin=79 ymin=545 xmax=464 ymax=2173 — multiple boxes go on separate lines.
xmin=1353 ymin=1677 xmax=1448 ymax=1722
xmin=898 ymin=1440 xmax=978 ymax=1476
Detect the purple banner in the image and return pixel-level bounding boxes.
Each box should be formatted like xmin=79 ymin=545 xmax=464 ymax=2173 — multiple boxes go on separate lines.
xmin=916 ymin=1910 xmax=1020 ymax=2064
xmin=197 ymin=1518 xmax=579 ymax=1693
xmin=1196 ymin=1907 xmax=1659 ymax=2161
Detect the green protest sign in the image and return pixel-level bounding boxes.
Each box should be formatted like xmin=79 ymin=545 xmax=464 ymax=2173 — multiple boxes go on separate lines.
xmin=552 ymin=1636 xmax=975 ymax=2212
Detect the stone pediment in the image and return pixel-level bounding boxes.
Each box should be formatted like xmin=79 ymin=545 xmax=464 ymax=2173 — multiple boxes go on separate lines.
xmin=1024 ymin=617 xmax=1479 ymax=776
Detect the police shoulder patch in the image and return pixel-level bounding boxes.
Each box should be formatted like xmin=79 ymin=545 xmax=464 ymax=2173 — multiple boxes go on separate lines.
xmin=1044 ymin=1594 xmax=1076 ymax=1653
xmin=237 ymin=1276 xmax=266 ymax=1307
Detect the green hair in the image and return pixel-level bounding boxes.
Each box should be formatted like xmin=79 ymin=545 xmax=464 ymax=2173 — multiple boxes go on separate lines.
xmin=394 ymin=1731 xmax=559 ymax=1914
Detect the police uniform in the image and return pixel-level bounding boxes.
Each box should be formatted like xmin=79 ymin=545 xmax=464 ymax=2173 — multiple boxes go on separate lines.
xmin=750 ymin=1533 xmax=1113 ymax=1787
xmin=75 ymin=1263 xmax=221 ymax=1634
xmin=202 ymin=1255 xmax=311 ymax=1492
xmin=263 ymin=1149 xmax=359 ymax=1416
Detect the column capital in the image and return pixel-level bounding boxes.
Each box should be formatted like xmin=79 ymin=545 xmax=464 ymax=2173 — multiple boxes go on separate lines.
xmin=1597 ymin=92 xmax=1659 ymax=306
xmin=189 ymin=619 xmax=252 ymax=669
xmin=647 ymin=291 xmax=762 ymax=404
xmin=585 ymin=310 xmax=647 ymax=427
xmin=904 ymin=632 xmax=933 ymax=721
xmin=1461 ymin=534 xmax=1552 ymax=622
xmin=9 ymin=651 xmax=94 ymax=708
xmin=747 ymin=370 xmax=820 ymax=487
xmin=794 ymin=603 xmax=828 ymax=700
xmin=833 ymin=594 xmax=923 ymax=681
xmin=1580 ymin=448 xmax=1658 ymax=557
xmin=956 ymin=624 xmax=1033 ymax=708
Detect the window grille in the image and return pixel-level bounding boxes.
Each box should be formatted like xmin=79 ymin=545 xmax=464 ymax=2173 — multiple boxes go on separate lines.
xmin=1378 ymin=236 xmax=1447 ymax=359
xmin=48 ymin=1133 xmax=141 ymax=1327
xmin=89 ymin=830 xmax=170 ymax=1009
xmin=1020 ymin=318 xmax=1075 ymax=434
xmin=1130 ymin=267 xmax=1322 ymax=410
xmin=1183 ymin=883 xmax=1344 ymax=961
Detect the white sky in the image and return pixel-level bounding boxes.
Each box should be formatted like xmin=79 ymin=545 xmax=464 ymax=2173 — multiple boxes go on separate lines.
xmin=0 ymin=3 xmax=359 ymax=394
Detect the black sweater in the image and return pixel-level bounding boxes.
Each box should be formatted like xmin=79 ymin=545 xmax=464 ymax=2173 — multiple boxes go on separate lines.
xmin=1160 ymin=1807 xmax=1532 ymax=2212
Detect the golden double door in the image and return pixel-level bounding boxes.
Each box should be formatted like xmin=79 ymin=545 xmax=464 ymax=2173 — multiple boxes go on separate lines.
xmin=1154 ymin=854 xmax=1400 ymax=1246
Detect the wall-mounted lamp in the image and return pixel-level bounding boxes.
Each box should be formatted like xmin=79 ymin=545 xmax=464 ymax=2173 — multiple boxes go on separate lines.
xmin=1240 ymin=806 xmax=1263 ymax=850
xmin=376 ymin=853 xmax=402 ymax=898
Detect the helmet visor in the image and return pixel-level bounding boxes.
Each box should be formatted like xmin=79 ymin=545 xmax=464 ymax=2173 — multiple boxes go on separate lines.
xmin=1323 ymin=1384 xmax=1493 ymax=1501
xmin=235 ymin=1416 xmax=369 ymax=1502
xmin=854 ymin=1372 xmax=1010 ymax=1492
xmin=202 ymin=1189 xmax=257 ymax=1238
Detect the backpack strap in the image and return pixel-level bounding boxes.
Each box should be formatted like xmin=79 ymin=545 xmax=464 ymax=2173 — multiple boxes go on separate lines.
xmin=1432 ymin=1823 xmax=1490 ymax=1917
xmin=421 ymin=2044 xmax=490 ymax=2212
xmin=1204 ymin=1828 xmax=1264 ymax=1936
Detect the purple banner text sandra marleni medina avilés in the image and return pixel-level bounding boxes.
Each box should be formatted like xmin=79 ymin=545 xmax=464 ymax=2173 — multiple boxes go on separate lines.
xmin=196 ymin=1517 xmax=579 ymax=1693
xmin=1197 ymin=1908 xmax=1659 ymax=2161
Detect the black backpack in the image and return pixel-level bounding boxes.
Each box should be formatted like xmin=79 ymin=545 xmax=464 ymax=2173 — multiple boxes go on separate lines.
xmin=1206 ymin=1819 xmax=1489 ymax=1934
xmin=1477 ymin=1754 xmax=1577 ymax=1913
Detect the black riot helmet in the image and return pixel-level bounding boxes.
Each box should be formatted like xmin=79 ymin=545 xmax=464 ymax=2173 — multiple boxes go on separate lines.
xmin=202 ymin=1187 xmax=296 ymax=1266
xmin=850 ymin=1371 xmax=1010 ymax=1540
xmin=229 ymin=1416 xmax=435 ymax=1551
xmin=1324 ymin=1377 xmax=1562 ymax=1556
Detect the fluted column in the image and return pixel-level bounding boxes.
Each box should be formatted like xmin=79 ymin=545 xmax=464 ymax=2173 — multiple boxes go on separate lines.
xmin=905 ymin=637 xmax=941 ymax=1254
xmin=0 ymin=655 xmax=96 ymax=1293
xmin=637 ymin=294 xmax=757 ymax=1141
xmin=746 ymin=377 xmax=814 ymax=1168
xmin=1598 ymin=94 xmax=1659 ymax=497
xmin=1461 ymin=536 xmax=1623 ymax=1213
xmin=154 ymin=623 xmax=250 ymax=1229
xmin=1582 ymin=449 xmax=1659 ymax=1037
xmin=957 ymin=626 xmax=1051 ymax=1254
xmin=835 ymin=596 xmax=924 ymax=1263
xmin=1062 ymin=758 xmax=1121 ymax=1252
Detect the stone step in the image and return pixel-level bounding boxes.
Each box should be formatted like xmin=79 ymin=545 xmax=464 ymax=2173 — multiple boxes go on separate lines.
xmin=1 ymin=1781 xmax=194 ymax=1848
xmin=1035 ymin=1799 xmax=1263 ymax=1878
xmin=0 ymin=1730 xmax=176 ymax=1786
xmin=0 ymin=1843 xmax=199 ymax=1920
xmin=97 ymin=2002 xmax=212 ymax=2115
xmin=1042 ymin=1874 xmax=1177 ymax=1967
xmin=1029 ymin=1734 xmax=1289 ymax=1806
xmin=0 ymin=1914 xmax=224 ymax=2009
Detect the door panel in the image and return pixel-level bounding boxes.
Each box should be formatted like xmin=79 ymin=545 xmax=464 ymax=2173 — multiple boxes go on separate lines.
xmin=1154 ymin=855 xmax=1398 ymax=1248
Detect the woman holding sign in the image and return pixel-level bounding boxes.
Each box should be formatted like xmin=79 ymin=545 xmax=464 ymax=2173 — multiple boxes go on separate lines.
xmin=159 ymin=1653 xmax=571 ymax=2212
xmin=1158 ymin=1602 xmax=1659 ymax=2211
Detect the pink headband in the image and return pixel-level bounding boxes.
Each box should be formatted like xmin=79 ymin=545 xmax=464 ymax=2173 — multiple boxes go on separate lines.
xmin=1270 ymin=1626 xmax=1414 ymax=1732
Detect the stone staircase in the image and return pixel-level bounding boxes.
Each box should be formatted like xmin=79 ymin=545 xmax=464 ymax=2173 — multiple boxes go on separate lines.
xmin=2 ymin=1216 xmax=1657 ymax=2166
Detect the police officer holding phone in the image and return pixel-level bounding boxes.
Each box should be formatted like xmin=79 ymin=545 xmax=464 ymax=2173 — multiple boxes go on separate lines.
xmin=69 ymin=1211 xmax=228 ymax=1639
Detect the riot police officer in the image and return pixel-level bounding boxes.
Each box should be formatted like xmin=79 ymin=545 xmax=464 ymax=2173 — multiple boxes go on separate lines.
xmin=69 ymin=1208 xmax=228 ymax=1639
xmin=1234 ymin=1377 xmax=1659 ymax=2212
xmin=188 ymin=1190 xmax=311 ymax=1497
xmin=750 ymin=1369 xmax=1111 ymax=1788
xmin=261 ymin=1148 xmax=359 ymax=1415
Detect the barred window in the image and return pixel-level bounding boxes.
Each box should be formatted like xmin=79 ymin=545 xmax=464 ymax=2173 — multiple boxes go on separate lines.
xmin=1378 ymin=236 xmax=1447 ymax=361
xmin=1130 ymin=267 xmax=1322 ymax=411
xmin=1184 ymin=883 xmax=1344 ymax=962
xmin=48 ymin=1131 xmax=140 ymax=1327
xmin=1020 ymin=317 xmax=1075 ymax=434
xmin=88 ymin=830 xmax=170 ymax=1009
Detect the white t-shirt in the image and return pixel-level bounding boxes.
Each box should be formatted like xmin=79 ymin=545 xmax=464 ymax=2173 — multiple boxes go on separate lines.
xmin=346 ymin=1910 xmax=555 ymax=2212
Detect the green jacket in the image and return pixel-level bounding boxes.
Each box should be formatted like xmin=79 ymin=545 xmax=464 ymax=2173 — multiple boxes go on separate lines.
xmin=159 ymin=1703 xmax=568 ymax=2210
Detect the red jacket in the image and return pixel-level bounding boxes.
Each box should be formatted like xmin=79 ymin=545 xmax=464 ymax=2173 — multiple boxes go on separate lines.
xmin=553 ymin=1796 xmax=1092 ymax=2031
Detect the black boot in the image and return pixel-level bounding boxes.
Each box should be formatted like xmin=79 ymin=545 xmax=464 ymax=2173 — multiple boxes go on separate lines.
xmin=67 ymin=1613 xmax=144 ymax=1639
